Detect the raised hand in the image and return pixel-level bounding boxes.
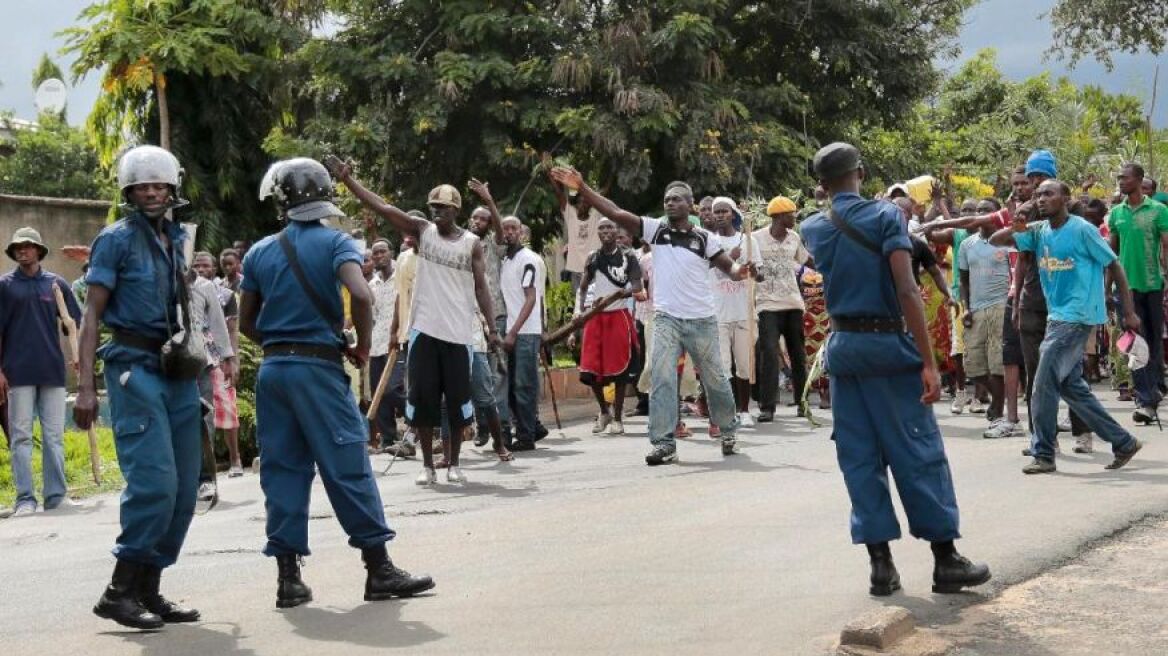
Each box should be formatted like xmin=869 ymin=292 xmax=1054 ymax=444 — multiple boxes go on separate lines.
xmin=468 ymin=178 xmax=493 ymax=203
xmin=549 ymin=166 xmax=584 ymax=191
xmin=323 ymin=154 xmax=352 ymax=180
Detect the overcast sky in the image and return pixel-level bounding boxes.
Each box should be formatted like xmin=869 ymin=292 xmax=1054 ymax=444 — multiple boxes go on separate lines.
xmin=1 ymin=0 xmax=1163 ymax=127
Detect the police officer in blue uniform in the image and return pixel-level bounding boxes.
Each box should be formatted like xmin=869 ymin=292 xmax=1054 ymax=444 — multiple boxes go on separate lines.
xmin=75 ymin=145 xmax=203 ymax=629
xmin=239 ymin=158 xmax=434 ymax=609
xmin=800 ymin=143 xmax=991 ymax=597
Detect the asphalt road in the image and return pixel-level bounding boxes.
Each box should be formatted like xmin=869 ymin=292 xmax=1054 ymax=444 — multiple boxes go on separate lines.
xmin=2 ymin=387 xmax=1166 ymax=655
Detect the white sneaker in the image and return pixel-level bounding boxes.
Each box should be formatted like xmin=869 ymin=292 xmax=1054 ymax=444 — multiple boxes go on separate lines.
xmin=592 ymin=412 xmax=613 ymax=434
xmin=415 ymin=467 xmax=437 ymax=486
xmin=1073 ymin=433 xmax=1095 ymax=453
xmin=969 ymin=397 xmax=985 ymax=414
xmin=950 ymin=390 xmax=968 ymax=415
xmin=738 ymin=412 xmax=755 ymax=428
xmin=12 ymin=502 xmax=36 ymax=517
xmin=446 ymin=466 xmax=467 ymax=484
xmin=228 ymin=465 xmax=244 ymax=478
xmin=607 ymin=421 xmax=624 ymax=435
xmin=983 ymin=419 xmax=1016 ymax=439
xmin=197 ymin=482 xmax=217 ymax=502
xmin=1057 ymin=414 xmax=1072 ymax=432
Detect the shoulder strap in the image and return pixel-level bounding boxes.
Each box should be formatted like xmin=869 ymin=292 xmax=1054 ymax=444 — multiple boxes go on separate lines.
xmin=828 ymin=208 xmax=881 ymax=255
xmin=278 ymin=230 xmax=344 ymax=340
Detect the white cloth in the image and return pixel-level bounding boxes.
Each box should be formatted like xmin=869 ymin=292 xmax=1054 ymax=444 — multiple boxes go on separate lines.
xmin=410 ymin=224 xmax=480 ymax=345
xmin=370 ymin=270 xmax=397 ymax=357
xmin=640 ymin=217 xmax=722 ymax=320
xmin=635 ymin=251 xmax=653 ymax=323
xmin=189 ymin=276 xmax=233 ymax=365
xmin=752 ymin=227 xmax=810 ymax=312
xmin=501 ymin=246 xmax=546 ymax=335
xmin=563 ymin=204 xmax=601 ymax=273
xmin=708 ymin=232 xmax=760 ymax=323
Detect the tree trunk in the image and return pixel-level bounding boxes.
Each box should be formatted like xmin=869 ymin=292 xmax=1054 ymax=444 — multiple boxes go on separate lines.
xmin=155 ymin=71 xmax=171 ymax=152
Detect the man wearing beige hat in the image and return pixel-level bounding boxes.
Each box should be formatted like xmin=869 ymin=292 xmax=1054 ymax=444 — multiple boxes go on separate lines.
xmin=330 ymin=158 xmax=499 ymax=486
xmin=0 ymin=227 xmax=83 ymax=517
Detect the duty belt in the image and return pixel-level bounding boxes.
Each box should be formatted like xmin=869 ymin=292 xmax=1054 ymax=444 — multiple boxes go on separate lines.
xmin=263 ymin=342 xmax=344 ymax=365
xmin=112 ymin=329 xmax=167 ymax=352
xmin=830 ymin=316 xmax=906 ymax=334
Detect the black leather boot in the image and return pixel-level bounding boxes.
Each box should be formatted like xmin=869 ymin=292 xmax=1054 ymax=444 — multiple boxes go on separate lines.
xmin=137 ymin=564 xmax=200 ymax=622
xmin=931 ymin=541 xmax=992 ymax=593
xmin=866 ymin=542 xmax=901 ymax=596
xmin=93 ymin=560 xmax=165 ymax=630
xmin=276 ymin=555 xmax=313 ymax=609
xmin=362 ymin=545 xmax=436 ymax=601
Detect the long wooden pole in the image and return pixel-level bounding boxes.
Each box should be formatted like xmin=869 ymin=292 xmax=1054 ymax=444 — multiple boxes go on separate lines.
xmin=365 ymin=341 xmax=400 ymax=422
xmin=743 ymin=151 xmax=758 ymax=385
xmin=53 ymin=285 xmax=100 ymax=484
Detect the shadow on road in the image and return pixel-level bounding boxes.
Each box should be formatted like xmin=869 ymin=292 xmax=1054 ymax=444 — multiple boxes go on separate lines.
xmin=281 ymin=599 xmax=444 ymax=648
xmin=114 ymin=621 xmax=258 ymax=656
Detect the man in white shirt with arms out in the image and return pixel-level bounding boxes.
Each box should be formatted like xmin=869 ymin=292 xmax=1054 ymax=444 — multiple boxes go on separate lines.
xmin=550 ymin=167 xmax=759 ymax=465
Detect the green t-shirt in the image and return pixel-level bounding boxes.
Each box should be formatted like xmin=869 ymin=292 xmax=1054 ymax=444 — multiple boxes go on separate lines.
xmin=949 ymin=228 xmax=969 ymax=299
xmin=1107 ymin=198 xmax=1168 ymax=292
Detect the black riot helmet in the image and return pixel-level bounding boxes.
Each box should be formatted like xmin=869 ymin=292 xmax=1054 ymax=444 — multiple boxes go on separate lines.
xmin=258 ymin=157 xmax=344 ymax=222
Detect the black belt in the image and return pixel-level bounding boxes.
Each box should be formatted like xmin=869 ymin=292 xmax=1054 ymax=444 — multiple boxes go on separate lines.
xmin=112 ymin=329 xmax=166 ymax=352
xmin=263 ymin=342 xmax=344 ymax=365
xmin=830 ymin=316 xmax=906 ymax=334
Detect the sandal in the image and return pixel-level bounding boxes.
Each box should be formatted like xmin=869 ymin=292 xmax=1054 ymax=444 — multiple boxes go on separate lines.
xmin=495 ymin=449 xmax=514 ymax=462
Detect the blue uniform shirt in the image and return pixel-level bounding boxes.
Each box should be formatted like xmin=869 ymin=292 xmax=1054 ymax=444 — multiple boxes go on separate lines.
xmin=241 ymin=221 xmax=362 ymax=348
xmin=0 ymin=267 xmax=82 ymax=387
xmin=801 ymin=192 xmax=922 ymax=376
xmin=1012 ymin=215 xmax=1115 ymax=326
xmin=86 ymin=212 xmax=188 ymax=366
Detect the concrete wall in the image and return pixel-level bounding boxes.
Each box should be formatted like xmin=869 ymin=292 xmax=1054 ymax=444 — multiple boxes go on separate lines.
xmin=0 ymin=194 xmax=111 ymax=284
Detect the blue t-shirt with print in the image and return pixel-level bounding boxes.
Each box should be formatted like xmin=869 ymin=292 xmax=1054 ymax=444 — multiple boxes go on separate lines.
xmin=1012 ymin=215 xmax=1114 ymax=326
xmin=241 ymin=221 xmax=363 ymax=348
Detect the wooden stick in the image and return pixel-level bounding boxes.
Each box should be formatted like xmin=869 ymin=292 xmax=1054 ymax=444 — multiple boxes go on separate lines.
xmin=540 ymin=344 xmax=562 ymax=430
xmin=544 ymin=290 xmax=629 ymax=346
xmin=365 ymin=341 xmax=400 ymax=422
xmin=53 ymin=284 xmax=101 ymax=484
xmin=743 ymin=212 xmax=757 ymax=385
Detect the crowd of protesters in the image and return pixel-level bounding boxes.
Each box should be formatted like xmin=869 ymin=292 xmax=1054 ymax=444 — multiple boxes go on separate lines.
xmin=4 ymin=150 xmax=1165 ymax=511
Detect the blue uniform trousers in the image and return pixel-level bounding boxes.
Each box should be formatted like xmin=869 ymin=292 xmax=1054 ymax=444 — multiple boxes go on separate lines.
xmin=257 ymin=356 xmax=395 ymax=556
xmin=830 ymin=371 xmax=961 ymax=544
xmin=105 ymin=361 xmax=202 ymax=568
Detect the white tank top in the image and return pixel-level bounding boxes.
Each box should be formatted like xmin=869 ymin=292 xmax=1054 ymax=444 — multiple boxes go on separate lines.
xmin=410 ymin=223 xmax=479 ymax=345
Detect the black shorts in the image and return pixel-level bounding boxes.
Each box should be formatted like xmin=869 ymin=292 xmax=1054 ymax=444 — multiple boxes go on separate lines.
xmin=405 ymin=331 xmax=474 ymax=430
xmin=1002 ymin=298 xmax=1024 ymax=367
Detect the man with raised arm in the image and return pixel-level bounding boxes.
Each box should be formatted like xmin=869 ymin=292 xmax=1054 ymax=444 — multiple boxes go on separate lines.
xmin=549 ymin=167 xmax=757 ymax=465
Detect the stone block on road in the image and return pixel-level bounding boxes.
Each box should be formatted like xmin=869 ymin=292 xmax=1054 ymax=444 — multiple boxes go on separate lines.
xmin=840 ymin=606 xmax=915 ymax=650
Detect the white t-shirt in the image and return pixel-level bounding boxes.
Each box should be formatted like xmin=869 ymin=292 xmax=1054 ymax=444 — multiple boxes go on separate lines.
xmin=635 ymin=250 xmax=653 ymax=323
xmin=370 ymin=270 xmax=397 ymax=356
xmin=641 ymin=217 xmax=723 ymax=320
xmin=501 ymin=246 xmax=546 ymax=335
xmin=708 ymin=232 xmax=761 ymax=323
xmin=752 ymin=227 xmax=810 ymax=312
xmin=563 ymin=204 xmax=602 ymax=273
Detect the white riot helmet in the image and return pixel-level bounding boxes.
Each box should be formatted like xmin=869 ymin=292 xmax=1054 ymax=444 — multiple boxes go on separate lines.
xmin=117 ymin=145 xmax=188 ymax=212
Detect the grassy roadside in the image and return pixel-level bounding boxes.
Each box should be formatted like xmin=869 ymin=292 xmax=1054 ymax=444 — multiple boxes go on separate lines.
xmin=0 ymin=426 xmax=124 ymax=508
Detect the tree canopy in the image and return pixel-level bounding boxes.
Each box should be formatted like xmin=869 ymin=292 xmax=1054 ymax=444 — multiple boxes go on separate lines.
xmin=1047 ymin=0 xmax=1168 ymax=69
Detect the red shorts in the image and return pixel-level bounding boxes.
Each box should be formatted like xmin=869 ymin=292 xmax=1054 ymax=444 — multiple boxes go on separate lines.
xmin=579 ymin=309 xmax=639 ymax=384
xmin=211 ymin=365 xmax=239 ymax=429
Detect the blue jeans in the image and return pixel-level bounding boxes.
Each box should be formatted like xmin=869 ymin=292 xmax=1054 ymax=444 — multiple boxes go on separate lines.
xmin=648 ymin=313 xmax=739 ymax=448
xmin=507 ymin=334 xmax=542 ymax=441
xmin=7 ymin=386 xmax=68 ymax=509
xmin=1030 ymin=321 xmax=1138 ymax=461
xmin=1131 ymin=290 xmax=1164 ymax=408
